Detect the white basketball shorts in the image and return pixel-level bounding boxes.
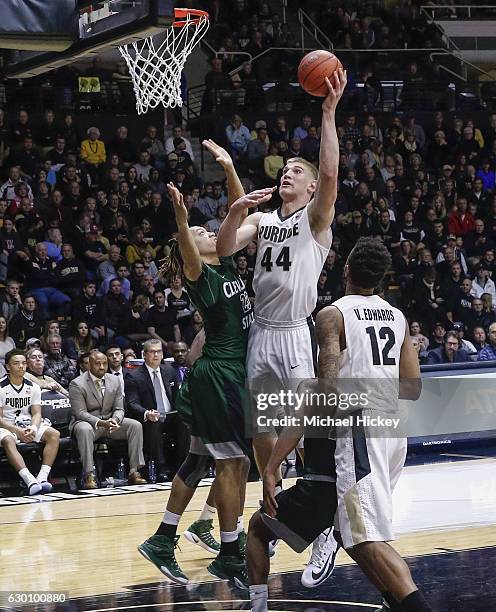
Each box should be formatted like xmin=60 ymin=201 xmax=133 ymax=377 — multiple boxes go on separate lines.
xmin=335 ymin=422 xmax=407 ymax=549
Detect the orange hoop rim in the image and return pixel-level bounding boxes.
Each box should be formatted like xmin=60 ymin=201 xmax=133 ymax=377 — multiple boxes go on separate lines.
xmin=173 ymin=7 xmax=209 ymax=27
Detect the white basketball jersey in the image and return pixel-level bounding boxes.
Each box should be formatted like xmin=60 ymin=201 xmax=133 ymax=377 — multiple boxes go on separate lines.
xmin=0 ymin=376 xmax=41 ymax=424
xmin=332 ymin=294 xmax=406 ymax=379
xmin=253 ymin=205 xmax=332 ymax=321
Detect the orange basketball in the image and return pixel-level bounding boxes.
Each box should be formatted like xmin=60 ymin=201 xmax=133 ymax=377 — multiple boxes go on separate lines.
xmin=297 ymin=50 xmax=343 ymax=97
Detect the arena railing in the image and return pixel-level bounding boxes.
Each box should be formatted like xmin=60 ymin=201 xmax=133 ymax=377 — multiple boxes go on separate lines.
xmin=420 ymin=5 xmax=496 ymax=20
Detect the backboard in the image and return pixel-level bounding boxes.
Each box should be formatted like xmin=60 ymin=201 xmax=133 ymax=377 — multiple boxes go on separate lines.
xmin=2 ymin=0 xmax=174 ymax=78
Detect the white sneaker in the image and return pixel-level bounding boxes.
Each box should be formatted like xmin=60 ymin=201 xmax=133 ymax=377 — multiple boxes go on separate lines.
xmin=301 ymin=527 xmax=338 ymax=588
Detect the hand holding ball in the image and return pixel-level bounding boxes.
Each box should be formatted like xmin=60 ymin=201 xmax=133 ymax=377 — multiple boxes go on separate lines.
xmin=298 ymin=50 xmax=343 ymax=97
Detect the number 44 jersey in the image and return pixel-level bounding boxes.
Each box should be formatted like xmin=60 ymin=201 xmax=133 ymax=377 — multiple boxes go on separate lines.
xmin=252 ymin=206 xmax=333 ymax=321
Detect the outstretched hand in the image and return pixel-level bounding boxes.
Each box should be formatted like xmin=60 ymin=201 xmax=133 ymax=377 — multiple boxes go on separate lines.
xmin=322 ymin=68 xmax=347 ymax=113
xmin=203 ymin=139 xmax=233 ymax=169
xmin=232 ymin=187 xmax=276 ymax=211
xmin=167 ymin=182 xmax=188 ymax=227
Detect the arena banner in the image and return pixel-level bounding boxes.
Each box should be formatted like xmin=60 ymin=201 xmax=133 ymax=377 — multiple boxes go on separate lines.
xmin=0 ymin=0 xmax=79 ymax=51
xmin=40 ymin=390 xmax=71 ymax=425
xmin=245 ymin=372 xmax=496 ymax=445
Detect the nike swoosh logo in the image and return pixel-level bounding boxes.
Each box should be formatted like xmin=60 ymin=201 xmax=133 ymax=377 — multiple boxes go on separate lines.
xmin=311 ymin=545 xmax=338 ymax=582
xmin=290 ymin=364 xmax=300 ymax=369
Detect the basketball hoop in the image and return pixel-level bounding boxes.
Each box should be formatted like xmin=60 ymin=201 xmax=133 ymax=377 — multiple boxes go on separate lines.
xmin=118 ymin=8 xmax=209 ymax=115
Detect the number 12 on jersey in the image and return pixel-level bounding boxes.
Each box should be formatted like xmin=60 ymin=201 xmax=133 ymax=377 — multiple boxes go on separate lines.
xmin=260 ymin=246 xmax=292 ymax=272
xmin=366 ymin=326 xmax=396 ymax=365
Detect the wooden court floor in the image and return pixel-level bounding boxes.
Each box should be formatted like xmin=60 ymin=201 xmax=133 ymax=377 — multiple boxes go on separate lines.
xmin=1 ymin=459 xmax=496 ymax=611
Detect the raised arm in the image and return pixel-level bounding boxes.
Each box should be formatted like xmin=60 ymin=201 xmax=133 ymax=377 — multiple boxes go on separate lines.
xmin=167 ymin=182 xmax=203 ymax=282
xmin=203 ymin=139 xmax=245 ymax=207
xmin=308 ymin=69 xmax=347 ymax=236
xmin=216 ymin=191 xmax=275 ymax=256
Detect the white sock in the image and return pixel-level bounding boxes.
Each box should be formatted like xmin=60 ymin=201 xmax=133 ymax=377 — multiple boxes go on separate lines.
xmin=199 ymin=502 xmax=216 ymax=521
xmin=162 ymin=509 xmax=181 ymax=525
xmin=19 ymin=468 xmax=41 ymax=495
xmin=19 ymin=467 xmax=37 ymax=486
xmin=37 ymin=465 xmax=51 ymax=482
xmin=220 ymin=529 xmax=238 ymax=543
xmin=237 ymin=516 xmax=244 ymax=534
xmin=250 ymin=584 xmax=268 ymax=612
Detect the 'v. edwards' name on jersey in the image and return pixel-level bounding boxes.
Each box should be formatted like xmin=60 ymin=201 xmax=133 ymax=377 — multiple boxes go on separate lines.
xmin=258 ymin=222 xmax=299 ymax=243
xmin=354 ymin=307 xmax=395 ymax=322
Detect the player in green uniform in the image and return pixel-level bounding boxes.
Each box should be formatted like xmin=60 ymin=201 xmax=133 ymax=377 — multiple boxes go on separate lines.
xmin=138 ymin=181 xmax=275 ymax=587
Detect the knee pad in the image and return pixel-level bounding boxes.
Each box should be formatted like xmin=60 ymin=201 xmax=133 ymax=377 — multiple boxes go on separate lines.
xmin=177 ymin=452 xmax=213 ymax=488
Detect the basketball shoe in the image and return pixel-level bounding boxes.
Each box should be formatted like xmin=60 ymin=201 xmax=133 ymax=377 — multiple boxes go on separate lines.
xmin=301 ymin=527 xmax=339 ymax=588
xmin=207 ymin=554 xmax=248 ymax=589
xmin=183 ymin=519 xmax=220 ymax=554
xmin=138 ymin=534 xmax=188 ymax=584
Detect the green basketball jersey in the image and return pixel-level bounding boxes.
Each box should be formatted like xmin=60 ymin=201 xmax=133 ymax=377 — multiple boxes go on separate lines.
xmin=185 ymin=256 xmax=254 ymax=360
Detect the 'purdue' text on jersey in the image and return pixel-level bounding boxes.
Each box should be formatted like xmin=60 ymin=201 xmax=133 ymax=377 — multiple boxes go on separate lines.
xmin=253 ymin=206 xmax=332 ymax=321
xmin=0 ymin=377 xmax=42 ymax=424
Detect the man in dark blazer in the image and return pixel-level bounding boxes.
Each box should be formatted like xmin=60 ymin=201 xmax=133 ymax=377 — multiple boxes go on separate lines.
xmin=125 ymin=338 xmax=189 ymax=479
xmin=69 ymin=351 xmax=147 ymax=489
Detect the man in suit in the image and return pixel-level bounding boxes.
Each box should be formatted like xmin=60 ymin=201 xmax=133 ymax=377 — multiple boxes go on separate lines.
xmin=125 ymin=338 xmax=189 ymax=480
xmin=69 ymin=350 xmax=147 ymax=489
xmin=106 ymin=344 xmax=126 ymax=395
xmin=170 ymin=341 xmax=189 ymax=388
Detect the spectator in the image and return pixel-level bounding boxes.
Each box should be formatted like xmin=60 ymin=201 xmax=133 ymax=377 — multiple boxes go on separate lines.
xmin=83 ymin=224 xmax=108 ymax=276
xmin=197 ymin=182 xmax=227 ymax=221
xmin=40 ymin=320 xmax=61 ymax=353
xmin=447 ymin=277 xmax=474 ymax=325
xmin=63 ymin=321 xmax=95 ymax=361
xmin=147 ymin=290 xmax=180 ymax=354
xmin=409 ymin=320 xmax=429 ymax=352
xmin=25 ymin=243 xmax=71 ymax=319
xmin=134 ymin=150 xmax=154 ymax=184
xmin=300 ymin=126 xmax=320 ymax=165
xmin=8 ymin=136 xmax=42 ymax=182
xmin=411 ymin=335 xmax=428 ymax=364
xmin=0 ymin=166 xmax=34 ymax=204
xmin=44 ymin=334 xmax=78 ymax=389
xmin=426 ymin=331 xmax=470 ymax=364
xmin=125 ymin=338 xmax=189 ymax=480
xmin=9 ymin=295 xmax=44 ymax=349
xmin=0 ymin=279 xmax=22 ymax=322
xmin=478 ymin=322 xmax=496 ymax=361
xmin=25 ymin=347 xmax=68 ymax=396
xmin=182 ymin=309 xmax=204 ymax=346
xmin=55 ymin=243 xmax=87 ymax=300
xmin=72 ymin=281 xmax=106 ymax=342
xmin=141 ymin=126 xmax=167 ymax=170
xmin=225 ymin=114 xmax=251 ymax=161
xmin=467 ymin=297 xmax=495 ymax=333
xmin=69 ymin=350 xmax=146 ymax=489
xmin=471 ymin=265 xmax=496 ymax=302
xmin=293 ymin=114 xmax=312 ymax=141
xmin=80 ymin=127 xmax=106 ymax=185
xmin=76 ymin=351 xmax=91 ymax=377
xmin=0 ymin=349 xmax=60 ymax=495
xmin=428 ymin=322 xmax=446 ymax=351
xmin=264 ymin=143 xmax=284 ymax=185
xmin=0 ymin=316 xmax=15 ymax=364
xmin=472 ymin=326 xmax=488 ymax=353
xmin=165 ymin=126 xmax=194 ymax=161
xmin=103 ymin=278 xmax=132 ymax=342
xmin=450 ymin=321 xmax=476 ymax=355
xmin=108 ymin=126 xmax=136 ymax=168
xmin=46 ymin=136 xmax=68 ymax=173
xmin=126 ymin=227 xmax=157 ymax=264
xmin=98 ymin=264 xmax=131 ymax=300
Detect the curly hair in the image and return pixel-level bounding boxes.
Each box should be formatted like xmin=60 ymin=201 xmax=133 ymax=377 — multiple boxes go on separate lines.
xmin=159 ymin=238 xmax=183 ymax=283
xmin=347 ymin=237 xmax=392 ymax=290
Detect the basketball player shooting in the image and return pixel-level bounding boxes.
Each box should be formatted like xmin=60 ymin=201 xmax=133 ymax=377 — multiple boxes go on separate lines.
xmin=216 ymin=68 xmax=347 ymax=584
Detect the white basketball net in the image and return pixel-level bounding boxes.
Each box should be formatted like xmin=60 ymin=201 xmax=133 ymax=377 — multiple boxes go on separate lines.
xmin=119 ymin=11 xmax=209 ymax=115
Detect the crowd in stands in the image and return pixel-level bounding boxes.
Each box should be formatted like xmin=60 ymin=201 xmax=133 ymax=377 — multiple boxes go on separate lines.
xmin=0 ymin=0 xmax=496 ymax=492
